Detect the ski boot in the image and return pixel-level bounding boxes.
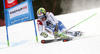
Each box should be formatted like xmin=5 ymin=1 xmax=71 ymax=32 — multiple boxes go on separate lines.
xmin=74 ymin=31 xmax=83 ymax=37
xmin=59 ymin=34 xmax=73 ymax=42
xmin=40 ymin=32 xmax=48 ymax=38
xmin=57 ymin=33 xmax=67 ymax=38
xmin=59 ymin=34 xmax=67 ymax=38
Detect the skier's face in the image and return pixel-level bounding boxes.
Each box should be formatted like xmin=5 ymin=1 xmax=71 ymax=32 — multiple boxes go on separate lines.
xmin=41 ymin=17 xmax=46 ymax=22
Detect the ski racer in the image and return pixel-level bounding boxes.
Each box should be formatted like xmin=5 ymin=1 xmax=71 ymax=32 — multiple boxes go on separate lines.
xmin=37 ymin=7 xmax=82 ymax=38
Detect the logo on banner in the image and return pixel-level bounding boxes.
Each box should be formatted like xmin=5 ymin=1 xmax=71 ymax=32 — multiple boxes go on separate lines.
xmin=5 ymin=0 xmax=18 ymax=8
xmin=8 ymin=2 xmax=29 ymax=19
xmin=10 ymin=6 xmax=27 ymax=14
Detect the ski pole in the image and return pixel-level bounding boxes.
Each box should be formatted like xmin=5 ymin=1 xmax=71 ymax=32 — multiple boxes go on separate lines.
xmin=59 ymin=13 xmax=97 ymax=36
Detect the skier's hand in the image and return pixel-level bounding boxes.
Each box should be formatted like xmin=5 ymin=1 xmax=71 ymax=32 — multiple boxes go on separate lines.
xmin=54 ymin=31 xmax=58 ymax=36
xmin=54 ymin=31 xmax=59 ymax=39
xmin=54 ymin=23 xmax=58 ymax=35
xmin=40 ymin=32 xmax=48 ymax=38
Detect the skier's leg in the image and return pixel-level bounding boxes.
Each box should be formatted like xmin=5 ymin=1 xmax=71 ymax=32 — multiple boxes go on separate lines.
xmin=58 ymin=21 xmax=82 ymax=37
xmin=44 ymin=26 xmax=54 ymax=35
xmin=66 ymin=31 xmax=83 ymax=36
xmin=58 ymin=21 xmax=66 ymax=32
xmin=58 ymin=21 xmax=68 ymax=38
xmin=45 ymin=26 xmax=59 ymax=38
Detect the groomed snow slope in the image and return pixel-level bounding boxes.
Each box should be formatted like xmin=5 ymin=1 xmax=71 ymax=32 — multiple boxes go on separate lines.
xmin=0 ymin=8 xmax=100 ymax=54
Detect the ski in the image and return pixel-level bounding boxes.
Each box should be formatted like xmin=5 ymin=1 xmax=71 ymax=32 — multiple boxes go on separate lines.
xmin=41 ymin=37 xmax=73 ymax=44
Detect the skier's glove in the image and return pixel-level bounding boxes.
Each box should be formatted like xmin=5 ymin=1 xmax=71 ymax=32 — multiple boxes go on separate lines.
xmin=54 ymin=31 xmax=58 ymax=36
xmin=54 ymin=31 xmax=59 ymax=38
xmin=40 ymin=32 xmax=48 ymax=38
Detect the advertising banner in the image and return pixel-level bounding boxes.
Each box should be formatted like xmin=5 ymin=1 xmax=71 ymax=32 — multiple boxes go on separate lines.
xmin=5 ymin=0 xmax=18 ymax=9
xmin=3 ymin=0 xmax=38 ymax=46
xmin=6 ymin=1 xmax=32 ymax=26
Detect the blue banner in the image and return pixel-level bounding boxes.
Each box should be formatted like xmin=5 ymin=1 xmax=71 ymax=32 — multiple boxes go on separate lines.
xmin=6 ymin=1 xmax=33 ymax=26
xmin=3 ymin=0 xmax=38 ymax=46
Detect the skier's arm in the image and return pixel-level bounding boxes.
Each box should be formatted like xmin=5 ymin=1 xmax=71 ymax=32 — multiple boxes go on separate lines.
xmin=37 ymin=20 xmax=43 ymax=35
xmin=48 ymin=12 xmax=59 ymax=37
xmin=48 ymin=12 xmax=58 ymax=24
xmin=37 ymin=20 xmax=48 ymax=37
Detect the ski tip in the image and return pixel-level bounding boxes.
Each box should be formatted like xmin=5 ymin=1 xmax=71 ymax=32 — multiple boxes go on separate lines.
xmin=63 ymin=38 xmax=73 ymax=42
xmin=41 ymin=40 xmax=45 ymax=43
xmin=63 ymin=39 xmax=67 ymax=42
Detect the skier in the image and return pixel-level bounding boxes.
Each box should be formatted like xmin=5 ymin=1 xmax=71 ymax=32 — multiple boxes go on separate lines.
xmin=37 ymin=7 xmax=82 ymax=38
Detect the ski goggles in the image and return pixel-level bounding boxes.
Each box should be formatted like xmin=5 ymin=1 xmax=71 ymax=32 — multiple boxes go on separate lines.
xmin=37 ymin=13 xmax=45 ymax=19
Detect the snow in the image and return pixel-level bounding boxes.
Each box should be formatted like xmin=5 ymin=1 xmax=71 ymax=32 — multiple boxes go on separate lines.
xmin=0 ymin=8 xmax=100 ymax=54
